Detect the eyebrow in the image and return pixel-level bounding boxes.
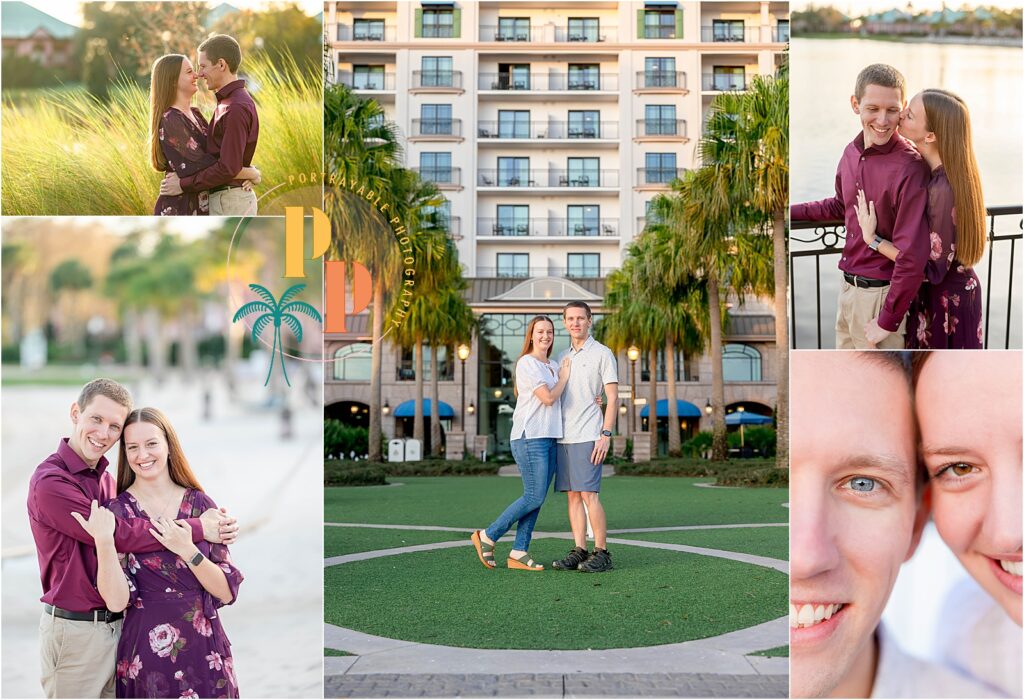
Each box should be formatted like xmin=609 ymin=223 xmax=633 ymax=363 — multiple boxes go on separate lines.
xmin=832 ymin=453 xmax=914 ymax=487
xmin=921 ymin=444 xmax=975 ymax=458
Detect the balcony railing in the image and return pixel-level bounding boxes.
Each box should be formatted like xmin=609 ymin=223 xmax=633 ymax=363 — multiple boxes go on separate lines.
xmin=477 ymin=218 xmax=619 ymax=237
xmin=555 ymin=25 xmax=617 ymax=42
xmin=789 ymin=206 xmax=1022 ymax=349
xmin=637 ymin=167 xmax=686 ymax=185
xmin=635 ymin=71 xmax=687 ymax=89
xmin=477 ymin=169 xmax=619 ymax=187
xmin=476 ymin=121 xmax=619 ymax=139
xmin=411 ymin=118 xmax=463 ymax=137
xmin=479 ymin=24 xmax=541 ymax=41
xmin=475 ymin=266 xmax=614 ymax=278
xmin=642 ymin=26 xmax=678 ymax=39
xmin=412 ymin=70 xmax=463 ymax=89
xmin=421 ymin=25 xmax=455 ymax=38
xmin=636 ymin=119 xmax=687 ymax=137
xmin=337 ymin=24 xmax=397 ymax=42
xmin=703 ymin=73 xmax=748 ymax=91
xmin=339 ymin=71 xmax=396 ymax=91
xmin=700 ymin=25 xmax=761 ymax=42
xmin=478 ymin=73 xmax=618 ymax=91
xmin=412 ymin=166 xmax=462 ymax=186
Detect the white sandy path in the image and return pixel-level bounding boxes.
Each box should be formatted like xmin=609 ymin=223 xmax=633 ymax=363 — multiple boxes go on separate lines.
xmin=2 ymin=375 xmax=323 ymax=698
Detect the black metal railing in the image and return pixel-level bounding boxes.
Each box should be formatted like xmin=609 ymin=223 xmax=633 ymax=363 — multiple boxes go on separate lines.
xmin=412 ymin=70 xmax=463 ymax=89
xmin=411 ymin=118 xmax=463 ymax=137
xmin=637 ymin=167 xmax=686 ymax=185
xmin=636 ymin=119 xmax=687 ymax=137
xmin=702 ymin=73 xmax=748 ymax=91
xmin=636 ymin=71 xmax=687 ymax=89
xmin=476 ymin=121 xmax=618 ymax=139
xmin=478 ymin=73 xmax=619 ymax=91
xmin=789 ymin=206 xmax=1022 ymax=349
xmin=700 ymin=25 xmax=760 ymax=42
xmin=477 ymin=169 xmax=619 ymax=187
xmin=477 ymin=218 xmax=619 ymax=237
xmin=412 ymin=166 xmax=462 ymax=186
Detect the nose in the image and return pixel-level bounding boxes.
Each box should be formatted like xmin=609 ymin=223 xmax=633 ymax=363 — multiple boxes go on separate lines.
xmin=980 ymin=464 xmax=1023 ymax=555
xmin=790 ymin=481 xmax=842 ymax=583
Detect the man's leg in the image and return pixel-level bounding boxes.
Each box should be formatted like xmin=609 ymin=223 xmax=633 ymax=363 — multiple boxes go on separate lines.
xmin=567 ymin=491 xmax=587 ymax=549
xmin=579 ymin=491 xmax=606 ymax=550
xmin=835 ymin=279 xmax=856 ymax=349
xmin=848 ymin=284 xmax=906 ymax=349
xmin=218 ymin=188 xmax=258 ymax=216
xmin=40 ymin=612 xmax=119 ymax=699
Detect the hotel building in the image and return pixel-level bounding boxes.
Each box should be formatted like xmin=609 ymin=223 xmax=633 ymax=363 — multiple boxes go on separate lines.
xmin=325 ymin=0 xmax=788 ymax=457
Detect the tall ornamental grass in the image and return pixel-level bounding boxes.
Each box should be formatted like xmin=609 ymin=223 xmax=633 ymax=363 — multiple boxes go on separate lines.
xmin=1 ymin=53 xmax=322 ymax=215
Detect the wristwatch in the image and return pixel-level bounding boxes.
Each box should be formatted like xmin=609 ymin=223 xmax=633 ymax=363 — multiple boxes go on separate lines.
xmin=867 ymin=235 xmax=882 ymax=251
xmin=188 ymin=551 xmax=205 ymax=567
xmin=600 ymin=430 xmax=612 ymax=438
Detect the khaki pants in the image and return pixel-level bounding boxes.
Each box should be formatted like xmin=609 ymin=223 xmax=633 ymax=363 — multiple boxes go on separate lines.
xmin=835 ymin=278 xmax=907 ymax=349
xmin=39 ymin=611 xmax=120 ymax=699
xmin=209 ymin=187 xmax=258 ymax=216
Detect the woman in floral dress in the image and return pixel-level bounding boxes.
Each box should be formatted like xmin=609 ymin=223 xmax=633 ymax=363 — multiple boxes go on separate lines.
xmin=148 ymin=54 xmax=260 ymax=216
xmin=75 ymin=408 xmax=243 ymax=698
xmin=855 ymin=88 xmax=986 ymax=348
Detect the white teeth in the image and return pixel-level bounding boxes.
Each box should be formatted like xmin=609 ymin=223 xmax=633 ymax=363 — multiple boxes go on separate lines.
xmin=790 ymin=603 xmax=844 ymax=628
xmin=1000 ymin=560 xmax=1023 ymax=576
xmin=88 ymin=438 xmax=103 ymax=448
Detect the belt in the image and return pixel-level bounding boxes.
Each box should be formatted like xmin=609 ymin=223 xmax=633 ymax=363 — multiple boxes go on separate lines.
xmin=44 ymin=604 xmax=123 ymax=623
xmin=210 ymin=184 xmax=243 ymax=194
xmin=843 ymin=272 xmax=889 ymax=289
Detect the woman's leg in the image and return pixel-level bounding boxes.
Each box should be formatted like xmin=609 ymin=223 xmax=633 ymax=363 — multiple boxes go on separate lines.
xmin=510 ymin=439 xmax=556 ymax=552
xmin=485 ymin=438 xmax=548 ymax=544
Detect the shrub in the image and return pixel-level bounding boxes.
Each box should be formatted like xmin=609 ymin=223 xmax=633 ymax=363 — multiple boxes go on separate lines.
xmin=614 ymin=456 xmax=787 ymax=487
xmin=324 ymin=420 xmax=368 ymax=459
xmin=681 ymin=431 xmax=712 ymax=457
xmin=324 ymin=460 xmax=386 ymax=487
xmin=745 ymin=427 xmax=777 ymax=457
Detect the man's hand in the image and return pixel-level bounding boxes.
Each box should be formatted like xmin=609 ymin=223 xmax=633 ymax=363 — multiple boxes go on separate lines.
xmin=863 ymin=318 xmax=891 ymax=348
xmin=200 ymin=507 xmax=238 ymax=545
xmin=590 ymin=435 xmax=610 ymax=466
xmin=160 ymin=172 xmax=183 ymax=196
xmin=70 ymin=500 xmax=116 ymax=544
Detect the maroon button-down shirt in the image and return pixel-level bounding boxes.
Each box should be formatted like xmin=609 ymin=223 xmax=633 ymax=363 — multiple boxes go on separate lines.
xmin=179 ymin=79 xmax=259 ymax=191
xmin=27 ymin=439 xmax=204 ymax=612
xmin=791 ymin=132 xmax=931 ymax=331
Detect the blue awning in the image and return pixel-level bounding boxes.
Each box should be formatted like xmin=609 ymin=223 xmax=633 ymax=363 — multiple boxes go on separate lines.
xmin=639 ymin=399 xmax=702 ymax=418
xmin=645 ymin=1 xmax=678 ymax=6
xmin=393 ymin=399 xmax=455 ymax=418
xmin=726 ymin=411 xmax=773 ymax=426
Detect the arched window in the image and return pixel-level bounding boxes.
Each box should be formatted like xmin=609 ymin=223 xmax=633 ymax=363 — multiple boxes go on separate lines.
xmin=333 ymin=343 xmax=372 ymax=381
xmin=722 ymin=344 xmax=761 ymax=382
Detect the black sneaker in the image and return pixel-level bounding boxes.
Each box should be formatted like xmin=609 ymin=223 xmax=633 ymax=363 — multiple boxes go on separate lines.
xmin=578 ymin=548 xmax=613 ymax=573
xmin=552 ymin=546 xmax=589 ymax=571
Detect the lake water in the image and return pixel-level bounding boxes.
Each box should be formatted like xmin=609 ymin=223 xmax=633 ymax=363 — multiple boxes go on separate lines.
xmin=790 ymin=37 xmax=1023 ymax=348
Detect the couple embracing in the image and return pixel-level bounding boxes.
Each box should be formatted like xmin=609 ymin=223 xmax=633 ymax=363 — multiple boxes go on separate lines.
xmin=150 ymin=34 xmax=260 ymax=217
xmin=471 ymin=301 xmax=618 ymax=573
xmin=793 ymin=63 xmax=986 ymax=349
xmin=27 ymin=379 xmax=243 ymax=698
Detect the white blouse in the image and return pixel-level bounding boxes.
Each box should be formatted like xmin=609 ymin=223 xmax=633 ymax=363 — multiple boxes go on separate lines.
xmin=509 ymin=355 xmax=563 ymax=440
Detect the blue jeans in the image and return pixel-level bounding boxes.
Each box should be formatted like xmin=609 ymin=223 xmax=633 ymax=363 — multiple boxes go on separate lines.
xmin=485 ymin=437 xmax=556 ymax=551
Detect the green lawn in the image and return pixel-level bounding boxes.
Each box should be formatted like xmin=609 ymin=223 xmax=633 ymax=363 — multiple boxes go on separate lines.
xmin=624 ymin=526 xmax=788 ymax=562
xmin=325 ymin=526 xmax=467 ymax=558
xmin=324 ymin=648 xmax=354 ymax=657
xmin=752 ymin=645 xmax=789 ymax=657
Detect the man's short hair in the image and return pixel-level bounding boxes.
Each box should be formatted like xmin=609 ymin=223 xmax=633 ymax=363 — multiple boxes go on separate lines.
xmin=199 ymin=34 xmax=242 ymax=73
xmin=563 ymin=301 xmax=592 ymax=318
xmin=77 ymin=379 xmax=132 ymax=412
xmin=854 ymin=63 xmax=906 ymax=102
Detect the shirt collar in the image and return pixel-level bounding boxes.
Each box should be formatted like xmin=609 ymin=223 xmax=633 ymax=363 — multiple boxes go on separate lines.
xmin=58 ymin=437 xmax=109 ymax=476
xmin=854 ymin=131 xmax=901 ymax=156
xmin=215 ymin=79 xmax=246 ymax=101
xmin=571 ymin=335 xmax=595 ymax=354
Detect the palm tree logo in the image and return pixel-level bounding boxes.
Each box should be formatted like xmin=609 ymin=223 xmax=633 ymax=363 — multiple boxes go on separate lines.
xmin=232 ymin=283 xmax=322 ymax=386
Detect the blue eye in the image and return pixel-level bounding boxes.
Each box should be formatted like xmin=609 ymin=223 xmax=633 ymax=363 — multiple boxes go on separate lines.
xmin=849 ymin=477 xmax=876 ymax=492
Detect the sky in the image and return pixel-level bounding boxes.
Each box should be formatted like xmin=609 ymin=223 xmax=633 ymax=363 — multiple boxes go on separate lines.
xmin=793 ymin=0 xmax=1022 ymax=12
xmin=31 ymin=1 xmax=324 ymax=29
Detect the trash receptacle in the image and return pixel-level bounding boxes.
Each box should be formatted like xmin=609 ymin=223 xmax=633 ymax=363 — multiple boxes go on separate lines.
xmin=388 ymin=439 xmax=405 ymax=462
xmin=405 ymin=438 xmax=422 ymax=462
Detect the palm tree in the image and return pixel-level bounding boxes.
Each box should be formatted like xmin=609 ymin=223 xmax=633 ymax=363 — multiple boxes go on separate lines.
xmin=233 ymin=283 xmax=323 ymax=386
xmin=425 ymin=282 xmax=476 ymax=457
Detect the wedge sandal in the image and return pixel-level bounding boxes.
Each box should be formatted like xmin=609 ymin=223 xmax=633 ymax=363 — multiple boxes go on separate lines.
xmin=471 ymin=530 xmax=496 ymax=569
xmin=508 ymin=552 xmax=544 ymax=571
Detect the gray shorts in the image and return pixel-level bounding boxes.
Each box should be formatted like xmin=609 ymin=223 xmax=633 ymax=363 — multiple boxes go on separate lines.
xmin=555 ymin=441 xmax=602 ymax=493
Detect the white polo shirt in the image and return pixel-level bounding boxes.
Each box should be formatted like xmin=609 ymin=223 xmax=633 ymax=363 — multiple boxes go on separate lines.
xmin=555 ymin=335 xmax=618 ymax=445
xmin=509 ymin=354 xmax=563 ymax=440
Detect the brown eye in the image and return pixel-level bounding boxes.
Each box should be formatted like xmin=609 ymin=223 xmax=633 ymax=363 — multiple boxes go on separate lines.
xmin=950 ymin=463 xmax=974 ymax=476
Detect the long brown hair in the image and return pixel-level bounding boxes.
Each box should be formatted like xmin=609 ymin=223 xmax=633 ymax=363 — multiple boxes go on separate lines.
xmin=149 ymin=54 xmax=186 ymax=172
xmin=117 ymin=407 xmax=204 ymax=494
xmin=921 ymin=89 xmax=986 ymax=267
xmin=513 ymin=315 xmax=555 ymax=398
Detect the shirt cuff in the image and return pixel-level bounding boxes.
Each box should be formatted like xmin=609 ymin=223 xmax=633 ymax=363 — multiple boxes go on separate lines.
xmin=876 ymin=308 xmax=902 ymax=333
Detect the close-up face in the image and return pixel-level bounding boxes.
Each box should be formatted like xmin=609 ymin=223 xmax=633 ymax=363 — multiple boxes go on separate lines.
xmin=851 ymin=84 xmax=904 ymax=148
xmin=562 ymin=307 xmax=592 ymax=340
xmin=898 ymin=92 xmax=932 ymax=146
xmin=790 ymin=353 xmax=924 ymax=698
xmin=531 ymin=319 xmax=554 ymax=353
xmin=70 ymin=395 xmax=129 ymax=467
xmin=916 ymin=352 xmax=1023 ymax=626
xmin=123 ymin=420 xmax=171 ymax=483
xmin=196 ymin=51 xmax=224 ymax=89
xmin=177 ymin=58 xmax=198 ymax=96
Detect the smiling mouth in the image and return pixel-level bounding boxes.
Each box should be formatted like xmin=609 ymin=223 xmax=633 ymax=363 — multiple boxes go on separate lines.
xmin=87 ymin=437 xmax=105 ymax=450
xmin=790 ymin=602 xmax=845 ymax=629
xmin=998 ymin=559 xmax=1023 ymax=577
xmin=135 ymin=460 xmax=156 ymax=470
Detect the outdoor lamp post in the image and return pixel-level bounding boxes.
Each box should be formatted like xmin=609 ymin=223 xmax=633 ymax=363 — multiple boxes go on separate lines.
xmin=738 ymin=406 xmax=746 ymax=448
xmin=627 ymin=345 xmax=640 ymax=433
xmin=457 ymin=343 xmax=471 ymax=430
xmin=382 ymin=401 xmax=390 ymax=416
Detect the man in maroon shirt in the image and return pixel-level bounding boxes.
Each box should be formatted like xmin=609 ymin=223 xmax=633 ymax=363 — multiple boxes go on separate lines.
xmin=27 ymin=379 xmax=237 ymax=698
xmin=160 ymin=34 xmax=260 ymax=215
xmin=791 ymin=64 xmax=930 ymax=349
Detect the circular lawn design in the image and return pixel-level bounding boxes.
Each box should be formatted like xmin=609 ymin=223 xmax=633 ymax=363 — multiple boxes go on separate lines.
xmin=324 ymin=534 xmax=787 ymax=650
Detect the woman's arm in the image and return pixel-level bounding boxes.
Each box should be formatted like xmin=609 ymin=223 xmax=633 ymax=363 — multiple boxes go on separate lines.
xmin=856 ymin=189 xmax=900 ymax=262
xmin=150 ymin=517 xmax=234 ymax=604
xmin=70 ymin=501 xmax=130 ymax=612
xmin=533 ymin=357 xmax=572 ymax=406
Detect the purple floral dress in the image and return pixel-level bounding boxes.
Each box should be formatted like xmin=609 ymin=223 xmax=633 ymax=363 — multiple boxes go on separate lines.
xmin=107 ymin=489 xmax=243 ymax=699
xmin=906 ymin=166 xmax=983 ymax=349
xmin=154 ymin=107 xmax=215 ymax=216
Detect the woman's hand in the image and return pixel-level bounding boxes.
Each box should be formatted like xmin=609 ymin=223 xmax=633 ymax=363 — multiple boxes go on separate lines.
xmin=150 ymin=516 xmax=199 ymax=560
xmin=70 ymin=500 xmax=116 ymax=544
xmin=855 ymin=189 xmax=877 ymax=245
xmin=558 ymin=356 xmax=572 ymax=382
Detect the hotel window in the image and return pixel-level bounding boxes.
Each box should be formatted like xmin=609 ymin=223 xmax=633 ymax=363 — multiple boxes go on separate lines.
xmin=333 ymin=344 xmax=372 ymax=381
xmin=419 ymin=7 xmax=456 ymax=38
xmin=420 ymin=104 xmax=452 ymax=135
xmin=567 ymin=253 xmax=600 ymax=278
xmin=712 ymin=19 xmax=745 ymax=42
xmin=776 ymin=20 xmax=790 ymax=42
xmin=568 ymin=17 xmax=599 ymax=41
xmin=568 ymin=157 xmax=599 ymax=186
xmin=567 ymin=205 xmax=600 ymax=236
xmin=352 ymin=65 xmax=384 ymax=90
xmin=353 ymin=19 xmax=385 ymax=40
xmin=497 ymin=17 xmax=530 ymax=41
xmin=496 ymin=253 xmax=529 ymax=278
xmin=419 ymin=152 xmax=452 ymax=183
xmin=568 ymin=110 xmax=600 ymax=138
xmin=645 ymin=105 xmax=677 ymax=135
xmin=421 ymin=56 xmax=453 ymax=86
xmin=645 ymin=153 xmax=677 ymax=183
xmin=422 ymin=200 xmax=451 ymax=229
xmin=722 ymin=344 xmax=762 ymax=382
xmin=497 ymin=157 xmax=529 ymax=186
xmin=713 ymin=66 xmax=746 ymax=91
xmin=568 ymin=63 xmax=600 ymax=90
xmin=496 ymin=205 xmax=529 ymax=236
xmin=496 ymin=63 xmax=530 ymax=90
xmin=641 ymin=9 xmax=681 ymax=39
xmin=398 ymin=346 xmax=453 ymax=381
xmin=644 ymin=57 xmax=676 ymax=87
xmin=497 ymin=110 xmax=530 ymax=138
